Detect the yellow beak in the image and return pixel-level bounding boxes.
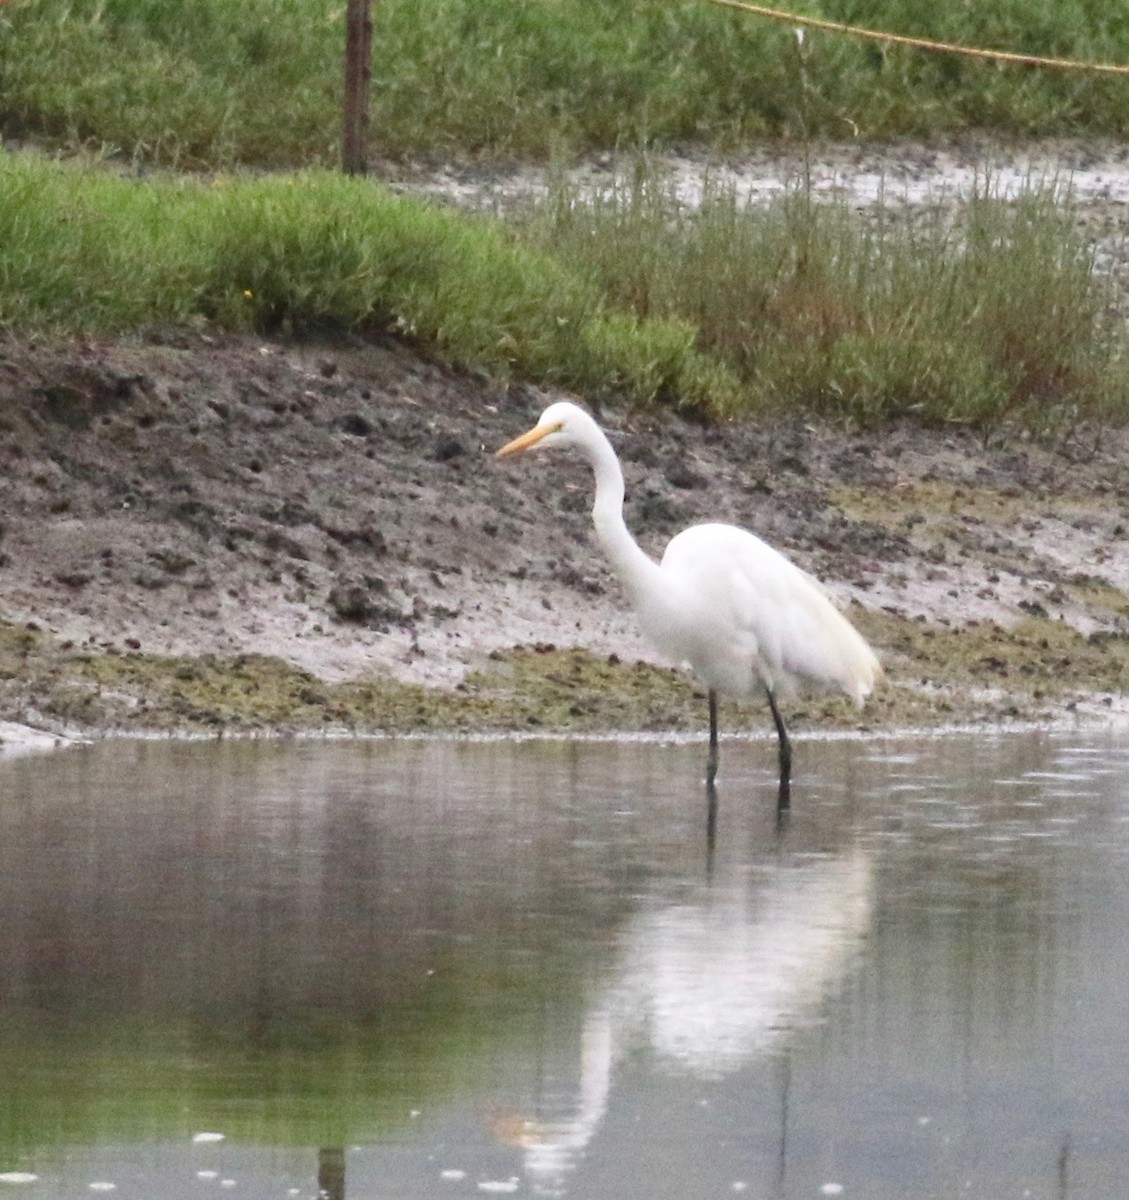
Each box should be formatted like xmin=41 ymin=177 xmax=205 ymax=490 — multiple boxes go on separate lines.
xmin=495 ymin=422 xmax=557 ymax=458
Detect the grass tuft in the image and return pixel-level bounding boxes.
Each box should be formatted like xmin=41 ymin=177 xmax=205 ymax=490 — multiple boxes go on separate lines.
xmin=524 ymin=167 xmax=1129 ymax=429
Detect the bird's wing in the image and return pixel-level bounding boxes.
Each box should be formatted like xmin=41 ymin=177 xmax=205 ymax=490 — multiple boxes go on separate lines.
xmin=661 ymin=524 xmax=880 ymax=703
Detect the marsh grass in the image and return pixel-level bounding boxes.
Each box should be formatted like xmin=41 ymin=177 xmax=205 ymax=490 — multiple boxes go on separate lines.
xmin=3 ymin=150 xmax=1128 ymax=429
xmin=4 ymin=0 xmax=1129 ymax=169
xmin=525 ymin=166 xmax=1129 ymax=429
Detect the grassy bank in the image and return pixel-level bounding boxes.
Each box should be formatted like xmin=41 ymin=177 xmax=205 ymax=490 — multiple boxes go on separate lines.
xmin=3 ymin=0 xmax=1129 ymax=167
xmin=0 ymin=153 xmax=726 ymax=409
xmin=3 ymin=151 xmax=1127 ymax=429
xmin=5 ymin=0 xmax=1129 ymax=431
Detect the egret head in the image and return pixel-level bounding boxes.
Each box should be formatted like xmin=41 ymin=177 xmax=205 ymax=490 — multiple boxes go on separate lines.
xmin=495 ymin=401 xmax=594 ymax=458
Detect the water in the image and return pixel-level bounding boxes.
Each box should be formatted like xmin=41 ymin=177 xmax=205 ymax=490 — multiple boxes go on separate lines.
xmin=1 ymin=730 xmax=1128 ymax=1199
xmin=421 ymin=143 xmax=1129 ymax=216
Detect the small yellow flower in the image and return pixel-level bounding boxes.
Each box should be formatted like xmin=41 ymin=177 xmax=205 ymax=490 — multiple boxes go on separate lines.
xmin=243 ymin=289 xmax=254 ymax=299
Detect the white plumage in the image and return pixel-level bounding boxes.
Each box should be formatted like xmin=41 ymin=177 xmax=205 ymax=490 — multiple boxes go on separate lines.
xmin=497 ymin=400 xmax=881 ymax=809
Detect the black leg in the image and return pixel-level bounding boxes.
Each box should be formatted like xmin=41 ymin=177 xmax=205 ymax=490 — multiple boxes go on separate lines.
xmin=706 ymin=689 xmax=720 ymax=787
xmin=706 ymin=779 xmax=718 ymax=861
xmin=765 ymin=687 xmax=791 ymax=812
xmin=705 ymin=690 xmax=720 ymax=856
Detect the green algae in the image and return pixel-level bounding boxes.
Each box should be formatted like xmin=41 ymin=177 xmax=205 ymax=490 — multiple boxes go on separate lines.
xmin=1 ymin=607 xmax=1124 ymax=746
xmin=853 ymin=606 xmax=1129 ymax=724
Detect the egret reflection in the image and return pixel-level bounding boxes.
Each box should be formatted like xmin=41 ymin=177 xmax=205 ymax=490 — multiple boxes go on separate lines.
xmin=499 ymin=847 xmax=874 ymax=1194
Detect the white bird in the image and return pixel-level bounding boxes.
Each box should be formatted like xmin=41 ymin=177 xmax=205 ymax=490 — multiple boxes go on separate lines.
xmin=496 ymin=401 xmax=881 ymax=811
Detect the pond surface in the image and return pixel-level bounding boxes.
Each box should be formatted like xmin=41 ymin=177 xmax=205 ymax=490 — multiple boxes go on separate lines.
xmin=1 ymin=729 xmax=1128 ymax=1199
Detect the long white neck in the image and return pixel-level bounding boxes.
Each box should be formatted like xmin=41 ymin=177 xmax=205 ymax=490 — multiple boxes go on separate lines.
xmin=583 ymin=425 xmax=664 ymax=605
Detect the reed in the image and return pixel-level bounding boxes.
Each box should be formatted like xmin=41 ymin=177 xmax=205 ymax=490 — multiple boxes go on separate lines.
xmin=524 ymin=165 xmax=1129 ymax=428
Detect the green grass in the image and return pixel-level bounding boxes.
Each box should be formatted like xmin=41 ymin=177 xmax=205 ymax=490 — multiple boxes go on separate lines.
xmin=3 ymin=150 xmax=1128 ymax=429
xmin=526 ymin=166 xmax=1129 ymax=428
xmin=5 ymin=0 xmax=1129 ymax=432
xmin=0 ymin=152 xmax=725 ymax=407
xmin=3 ymin=0 xmax=1129 ymax=168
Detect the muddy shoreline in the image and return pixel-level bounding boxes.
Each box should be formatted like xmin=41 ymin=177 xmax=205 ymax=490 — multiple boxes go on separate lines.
xmin=2 ymin=141 xmax=1129 ymax=750
xmin=1 ymin=325 xmax=1127 ymax=752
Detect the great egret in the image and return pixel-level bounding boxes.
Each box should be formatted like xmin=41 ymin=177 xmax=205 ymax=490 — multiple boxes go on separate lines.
xmin=496 ymin=401 xmax=881 ymax=811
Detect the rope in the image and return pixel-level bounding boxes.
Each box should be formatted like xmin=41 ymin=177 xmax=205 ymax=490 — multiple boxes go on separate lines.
xmin=699 ymin=0 xmax=1129 ymax=77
